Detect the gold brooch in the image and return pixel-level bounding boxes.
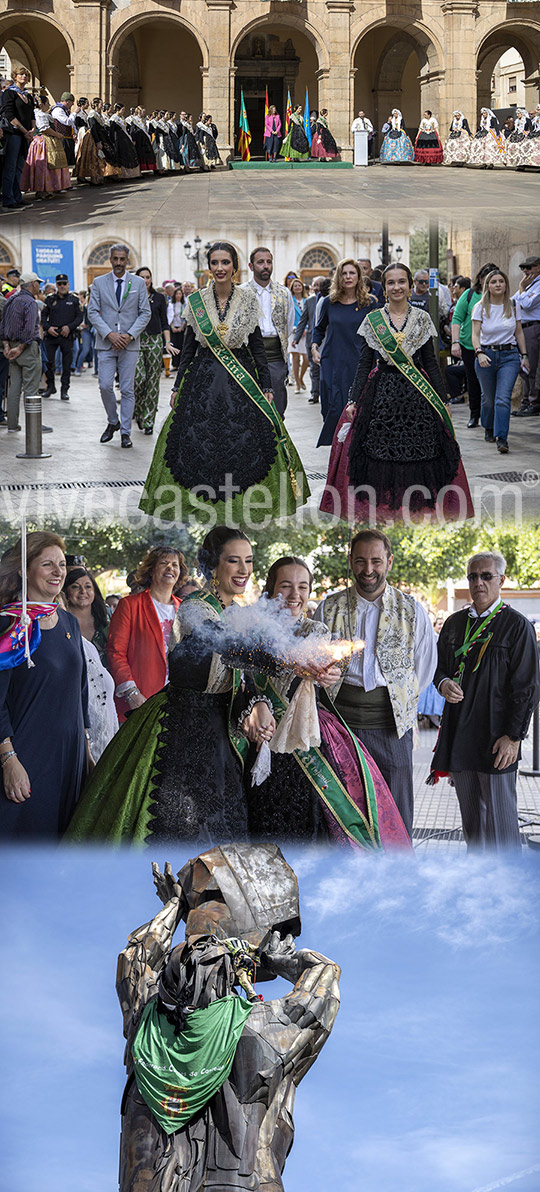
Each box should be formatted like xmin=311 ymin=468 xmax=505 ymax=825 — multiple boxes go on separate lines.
xmin=66 ymin=632 xmax=71 ymax=639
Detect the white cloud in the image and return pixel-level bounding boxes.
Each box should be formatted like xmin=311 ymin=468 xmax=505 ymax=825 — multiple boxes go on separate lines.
xmin=470 ymin=1166 xmax=540 ymax=1191
xmin=303 ymin=855 xmax=539 ymax=949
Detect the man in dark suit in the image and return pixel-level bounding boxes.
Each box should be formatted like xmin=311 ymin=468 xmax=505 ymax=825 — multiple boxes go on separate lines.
xmin=292 ymin=275 xmax=324 ymax=403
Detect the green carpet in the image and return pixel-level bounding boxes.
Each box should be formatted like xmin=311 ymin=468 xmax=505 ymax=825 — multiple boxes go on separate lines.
xmin=229 ymin=159 xmax=353 ymax=170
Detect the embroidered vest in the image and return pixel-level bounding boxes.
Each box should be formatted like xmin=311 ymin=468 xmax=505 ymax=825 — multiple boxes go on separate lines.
xmin=319 ymin=584 xmax=418 ymax=738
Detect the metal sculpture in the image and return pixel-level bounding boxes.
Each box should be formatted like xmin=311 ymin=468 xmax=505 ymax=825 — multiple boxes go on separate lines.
xmin=117 ymin=843 xmax=340 ymax=1190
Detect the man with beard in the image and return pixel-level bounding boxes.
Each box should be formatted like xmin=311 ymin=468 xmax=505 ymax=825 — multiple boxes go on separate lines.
xmin=245 ymin=246 xmax=295 ymax=417
xmin=117 ymin=846 xmax=340 ymax=1191
xmin=314 ymin=528 xmax=437 ymax=837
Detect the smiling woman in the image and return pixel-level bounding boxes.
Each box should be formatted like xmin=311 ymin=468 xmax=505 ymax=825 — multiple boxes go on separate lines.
xmin=65 ymin=527 xmax=275 ymax=845
xmin=0 ymin=531 xmax=91 ymax=839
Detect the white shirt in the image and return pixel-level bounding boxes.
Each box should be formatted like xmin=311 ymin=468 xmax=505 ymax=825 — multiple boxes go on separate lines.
xmin=512 ymin=274 xmax=540 ymax=322
xmin=472 ymin=302 xmax=517 ymax=346
xmin=50 ymin=103 xmax=76 ymax=130
xmin=250 ymin=280 xmax=295 ymax=338
xmin=351 ymin=117 xmax=374 ymax=134
xmin=316 ymin=587 xmax=437 ymax=693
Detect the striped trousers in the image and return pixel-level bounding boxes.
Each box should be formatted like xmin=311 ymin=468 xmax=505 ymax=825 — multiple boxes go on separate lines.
xmin=451 ymin=770 xmax=521 ymax=850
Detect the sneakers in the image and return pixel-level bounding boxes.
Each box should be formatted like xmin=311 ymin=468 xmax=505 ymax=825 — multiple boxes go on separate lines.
xmin=496 ymin=438 xmax=509 ymax=453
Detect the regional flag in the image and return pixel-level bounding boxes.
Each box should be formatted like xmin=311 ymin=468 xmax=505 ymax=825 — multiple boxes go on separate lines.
xmin=303 ymin=88 xmax=312 ymax=147
xmin=238 ymin=89 xmax=251 ymax=161
xmin=265 ymin=86 xmax=269 ymax=120
xmin=285 ymin=89 xmax=292 ymax=134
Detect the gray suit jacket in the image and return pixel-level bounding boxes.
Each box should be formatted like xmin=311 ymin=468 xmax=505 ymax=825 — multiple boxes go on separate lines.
xmin=88 ymin=272 xmax=151 ymax=351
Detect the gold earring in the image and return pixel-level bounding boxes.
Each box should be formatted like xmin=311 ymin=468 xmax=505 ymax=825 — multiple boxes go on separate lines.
xmin=210 ymin=571 xmax=220 ymax=596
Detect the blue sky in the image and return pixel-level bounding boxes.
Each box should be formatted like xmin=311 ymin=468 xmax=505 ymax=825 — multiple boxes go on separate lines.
xmin=1 ymin=847 xmax=539 ymax=1192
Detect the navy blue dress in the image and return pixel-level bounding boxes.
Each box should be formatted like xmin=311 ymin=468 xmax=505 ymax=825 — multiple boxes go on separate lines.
xmin=0 ymin=609 xmax=89 ymax=839
xmin=313 ymin=296 xmax=378 ymax=446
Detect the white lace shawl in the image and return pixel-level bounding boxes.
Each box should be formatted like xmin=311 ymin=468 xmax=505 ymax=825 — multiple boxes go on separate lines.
xmin=357 ymin=304 xmax=437 ymax=360
xmin=185 ymin=285 xmax=262 ymax=348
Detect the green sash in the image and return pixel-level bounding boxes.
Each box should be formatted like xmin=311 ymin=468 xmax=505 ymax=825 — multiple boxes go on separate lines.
xmin=132 ymin=995 xmax=252 ymax=1134
xmin=182 ymin=589 xmax=248 ymax=766
xmin=254 ymin=674 xmax=382 ymax=849
xmin=367 ymin=308 xmax=455 ymax=437
xmin=187 ymin=291 xmax=301 ymax=498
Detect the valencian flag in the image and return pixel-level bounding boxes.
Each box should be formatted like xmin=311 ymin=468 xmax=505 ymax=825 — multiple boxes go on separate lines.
xmin=285 ymin=89 xmax=292 ymax=134
xmin=237 ymin=89 xmax=251 ymax=161
xmin=303 ymin=87 xmax=312 ymax=147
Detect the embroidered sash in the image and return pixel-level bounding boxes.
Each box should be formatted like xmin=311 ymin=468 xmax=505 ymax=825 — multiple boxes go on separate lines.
xmin=182 ymin=590 xmax=248 ymax=765
xmin=367 ymin=308 xmax=455 ymax=437
xmin=255 ymin=673 xmax=381 ymax=849
xmin=188 ymin=291 xmax=300 ymax=497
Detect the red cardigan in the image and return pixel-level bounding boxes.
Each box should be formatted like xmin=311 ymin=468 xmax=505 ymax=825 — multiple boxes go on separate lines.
xmin=107 ymin=589 xmax=181 ymax=721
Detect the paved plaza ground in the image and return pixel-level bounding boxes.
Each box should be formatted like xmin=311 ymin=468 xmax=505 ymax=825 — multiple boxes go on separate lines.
xmin=1 ymin=365 xmax=539 ymax=523
xmin=3 ymin=162 xmax=540 ymax=235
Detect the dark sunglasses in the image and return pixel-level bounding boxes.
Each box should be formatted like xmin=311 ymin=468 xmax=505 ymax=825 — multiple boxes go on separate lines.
xmin=467 ymin=572 xmax=500 ymax=582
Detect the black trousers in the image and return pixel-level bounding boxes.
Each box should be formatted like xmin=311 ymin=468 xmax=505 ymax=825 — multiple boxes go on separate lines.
xmin=45 ymin=335 xmax=73 ymax=391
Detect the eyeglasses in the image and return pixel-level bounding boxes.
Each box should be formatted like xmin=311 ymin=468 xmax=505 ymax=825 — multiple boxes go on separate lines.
xmin=416 ymin=280 xmax=429 ymax=286
xmin=466 ymin=572 xmax=500 ymax=582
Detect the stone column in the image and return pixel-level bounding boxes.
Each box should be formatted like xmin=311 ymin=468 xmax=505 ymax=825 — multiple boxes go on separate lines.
xmin=107 ymin=63 xmax=119 ymax=105
xmin=70 ymin=0 xmax=110 ymax=98
xmin=419 ymin=70 xmax=445 ymax=121
xmin=441 ymin=1 xmax=479 ymax=130
xmin=206 ymin=0 xmax=235 ymax=157
xmin=325 ymin=0 xmax=355 ymax=160
xmin=228 ymin=64 xmax=237 ymax=158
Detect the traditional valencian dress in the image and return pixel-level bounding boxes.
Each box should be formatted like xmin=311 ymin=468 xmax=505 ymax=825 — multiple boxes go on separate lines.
xmin=126 ymin=114 xmax=157 ymax=172
xmin=20 ymin=109 xmax=71 ymax=195
xmin=505 ymin=109 xmax=533 ymax=170
xmin=280 ymin=112 xmax=310 ymax=161
xmin=468 ymin=109 xmax=506 ymax=168
xmin=414 ymin=115 xmax=443 ymax=164
xmin=65 ymin=589 xmax=257 ymax=844
xmin=524 ymin=107 xmax=540 ymax=168
xmin=109 ymin=114 xmax=140 ymax=178
xmin=310 ymin=115 xmax=339 ymax=160
xmin=247 ymin=617 xmax=411 ymax=850
xmin=139 ymin=285 xmax=308 ymax=524
xmin=379 ymin=111 xmax=414 ymax=163
xmin=320 ymin=304 xmax=474 ymax=522
xmin=443 ymin=112 xmax=472 ymax=165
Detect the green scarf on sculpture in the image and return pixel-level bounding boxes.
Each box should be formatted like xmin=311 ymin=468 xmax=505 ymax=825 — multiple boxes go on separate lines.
xmin=187 ymin=290 xmax=302 ymax=499
xmin=367 ymin=308 xmax=455 ymax=437
xmin=132 ymin=994 xmax=253 ymax=1134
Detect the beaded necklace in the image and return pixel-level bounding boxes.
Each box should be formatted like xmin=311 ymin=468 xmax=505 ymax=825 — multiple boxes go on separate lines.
xmin=213 ymin=283 xmax=235 ymax=336
xmin=385 ymin=301 xmax=412 ymax=347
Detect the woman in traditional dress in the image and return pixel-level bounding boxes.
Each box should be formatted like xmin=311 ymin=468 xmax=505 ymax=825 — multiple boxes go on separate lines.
xmin=140 ymin=241 xmax=308 ymax=525
xmin=379 ymin=110 xmax=414 ymax=163
xmin=288 ymin=276 xmax=309 ymax=393
xmin=505 ymin=108 xmax=533 ymax=170
xmin=414 ymin=110 xmax=443 ymax=164
xmin=20 ymin=95 xmax=71 ymax=199
xmin=109 ymin=104 xmax=140 ymax=178
xmin=471 ymin=268 xmax=528 ymax=455
xmin=99 ymin=103 xmax=123 ymax=178
xmin=0 ymin=531 xmax=91 ymax=840
xmin=179 ymin=113 xmax=206 ymax=170
xmin=280 ymin=105 xmax=310 ymax=161
xmin=203 ymin=114 xmax=221 ymax=167
xmin=133 ymin=267 xmax=177 ymax=434
xmin=443 ymin=111 xmax=472 ymax=165
xmin=126 ymin=107 xmax=157 ymax=173
xmin=523 ymin=104 xmax=540 ymax=168
xmin=65 ymin=528 xmax=277 ymax=845
xmin=264 ymin=105 xmax=281 ymax=160
xmin=468 ymin=108 xmax=506 ymax=168
xmin=73 ymin=98 xmax=110 ymax=185
xmin=73 ymin=97 xmax=90 ymax=158
xmin=62 ymin=566 xmax=117 ymax=761
xmin=247 ymin=557 xmax=412 ymax=849
xmin=310 ymin=110 xmax=339 ymax=161
xmin=320 ymin=262 xmax=474 ymax=523
xmin=312 ymin=258 xmax=377 ymax=446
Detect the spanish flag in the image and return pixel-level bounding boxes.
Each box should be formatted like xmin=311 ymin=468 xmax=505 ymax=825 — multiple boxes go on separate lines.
xmin=238 ymin=89 xmax=251 ymax=161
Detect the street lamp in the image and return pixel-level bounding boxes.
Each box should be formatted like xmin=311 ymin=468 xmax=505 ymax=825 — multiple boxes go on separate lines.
xmin=184 ymin=235 xmax=211 ymax=288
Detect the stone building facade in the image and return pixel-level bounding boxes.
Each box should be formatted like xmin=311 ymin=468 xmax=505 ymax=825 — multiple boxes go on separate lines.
xmin=1 ymin=0 xmax=539 ymax=159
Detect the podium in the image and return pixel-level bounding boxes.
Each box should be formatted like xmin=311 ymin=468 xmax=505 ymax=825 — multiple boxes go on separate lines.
xmin=353 ymin=130 xmax=369 ymax=166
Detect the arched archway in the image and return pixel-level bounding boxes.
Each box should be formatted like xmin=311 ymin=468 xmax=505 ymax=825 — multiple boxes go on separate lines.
xmin=477 ymin=23 xmax=540 ymax=117
xmin=352 ymin=23 xmax=443 ymax=140
xmin=232 ymin=21 xmax=322 ymax=156
xmin=0 ymin=14 xmax=73 ymax=98
xmin=85 ymin=240 xmax=139 ymax=288
xmin=0 ymin=238 xmax=17 ymax=280
xmin=299 ymin=245 xmax=337 ymax=284
xmin=109 ymin=15 xmax=205 ymax=115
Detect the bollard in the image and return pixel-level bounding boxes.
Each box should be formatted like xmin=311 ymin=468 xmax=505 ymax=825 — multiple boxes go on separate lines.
xmin=15 ymin=394 xmax=52 ymax=460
